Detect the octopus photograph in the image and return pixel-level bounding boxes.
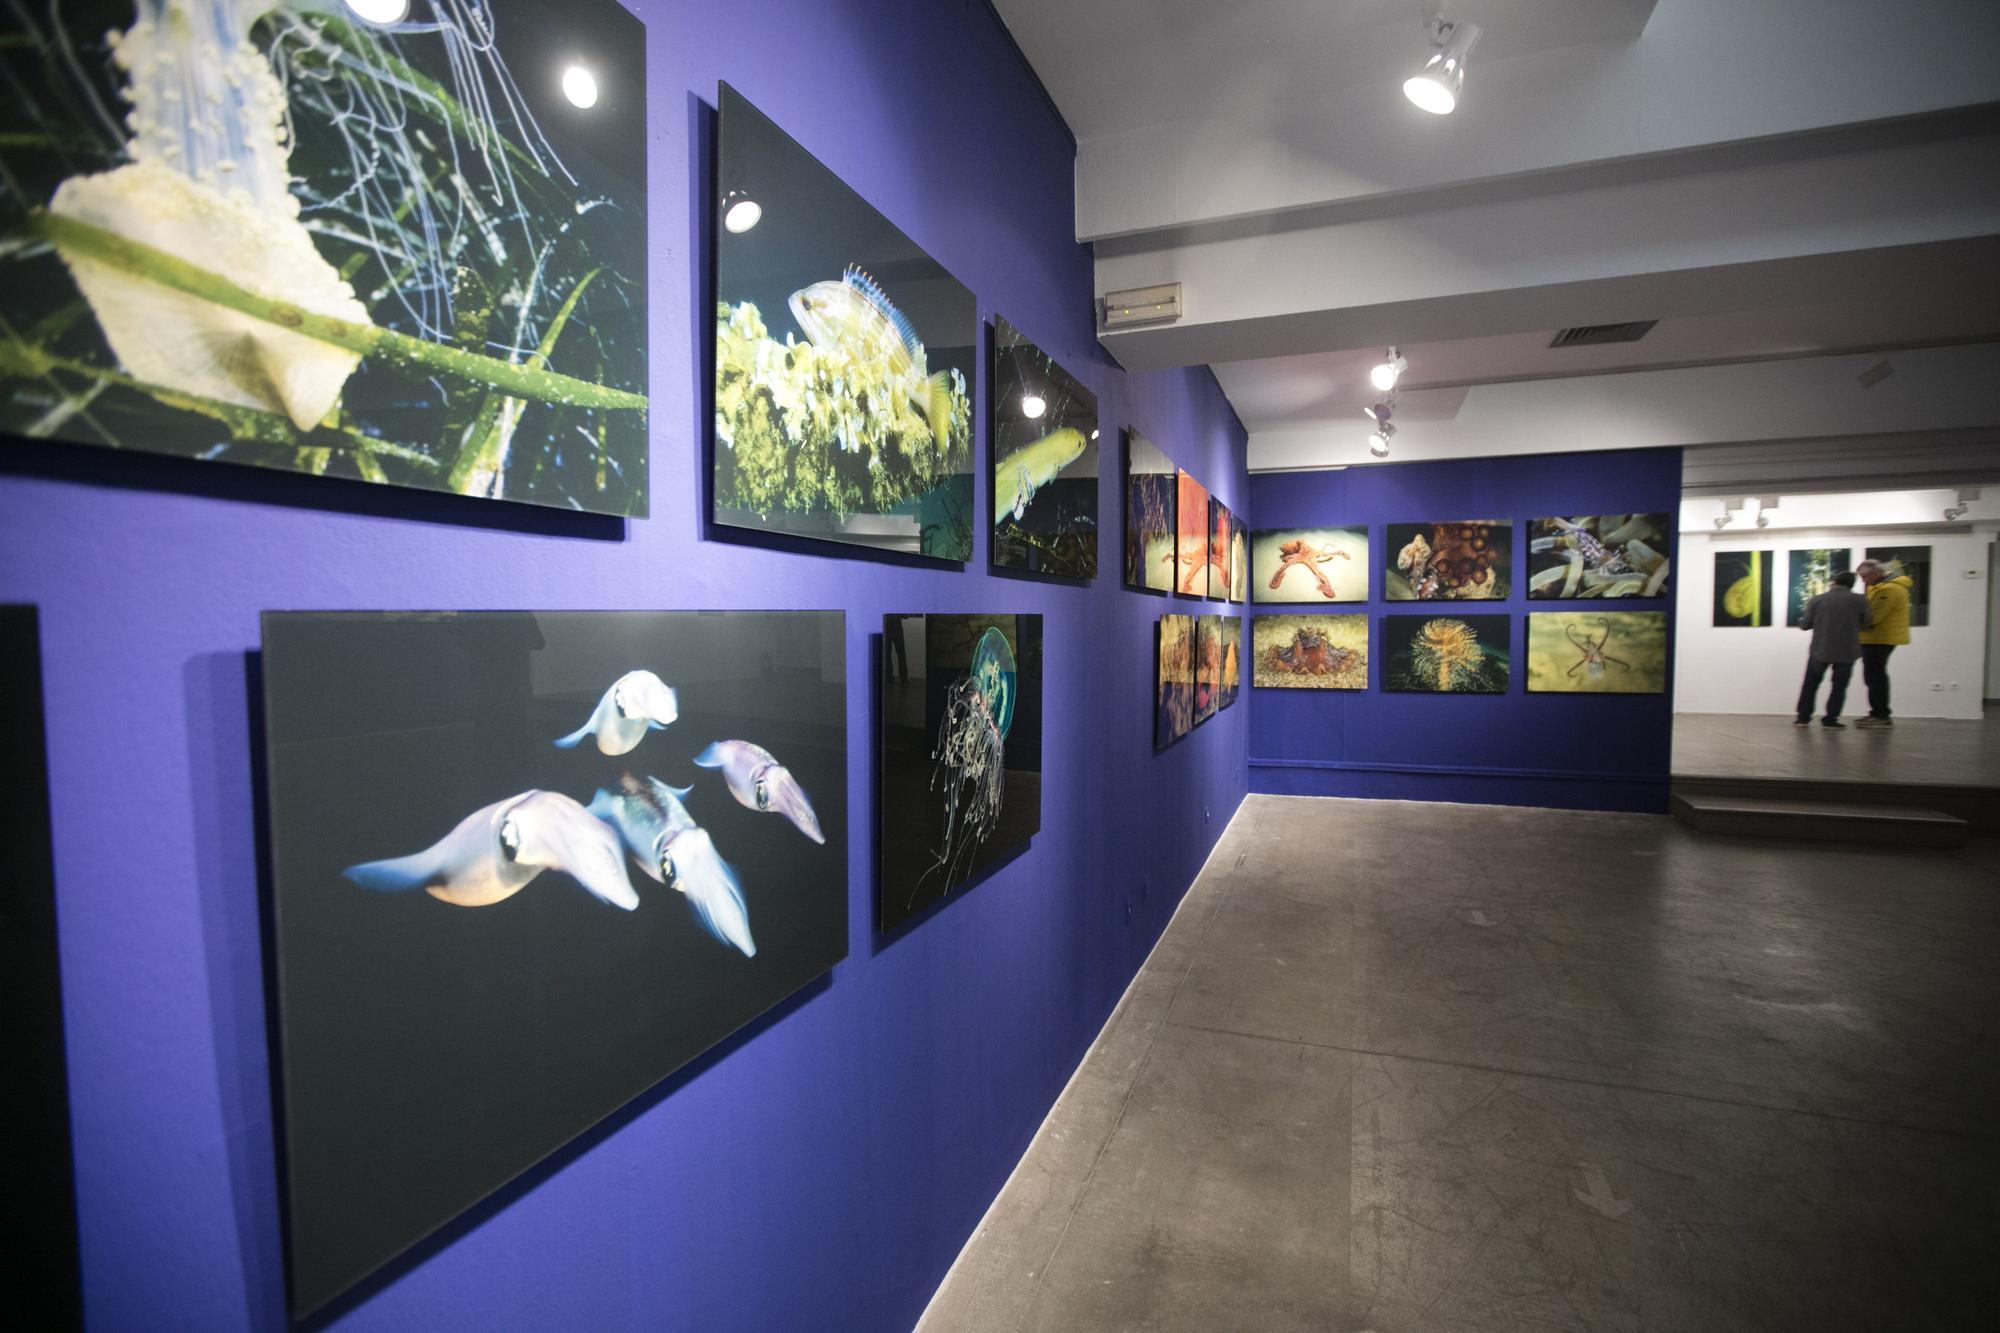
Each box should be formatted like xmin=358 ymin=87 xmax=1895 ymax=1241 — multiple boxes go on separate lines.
xmin=1156 ymin=613 xmax=1195 ymax=746
xmin=1786 ymin=547 xmax=1852 ymax=627
xmin=260 ymin=610 xmax=846 ymax=1316
xmin=1526 ymin=514 xmax=1671 ymax=598
xmin=2 ymin=0 xmax=650 ymax=515
xmin=1252 ymin=613 xmax=1369 ymax=690
xmin=1526 ymin=611 xmax=1668 ymax=694
xmin=1386 ymin=522 xmax=1511 ymax=600
xmin=1712 ymin=549 xmax=1773 ymax=627
xmin=1230 ymin=514 xmax=1249 ymax=602
xmin=1207 ymin=500 xmax=1234 ymax=599
xmin=878 ymin=614 xmax=1043 ymax=932
xmin=713 ymin=86 xmax=975 ymax=560
xmin=1124 ymin=428 xmax=1178 ymax=592
xmin=991 ymin=316 xmax=1098 ymax=579
xmin=1176 ymin=469 xmax=1212 ymax=595
xmin=1252 ymin=527 xmax=1369 ymax=603
xmin=1218 ymin=617 xmax=1242 ymax=710
xmin=1384 ymin=614 xmax=1511 ymax=693
xmin=1194 ymin=614 xmax=1222 ymax=723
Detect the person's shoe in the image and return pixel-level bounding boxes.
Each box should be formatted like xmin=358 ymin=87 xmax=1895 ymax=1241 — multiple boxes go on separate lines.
xmin=1793 ymin=717 xmax=1812 ymax=726
xmin=1822 ymin=718 xmax=1846 ymax=728
xmin=1856 ymin=716 xmax=1893 ymax=728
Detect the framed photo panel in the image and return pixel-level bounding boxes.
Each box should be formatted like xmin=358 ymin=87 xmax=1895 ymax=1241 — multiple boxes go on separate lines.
xmin=1386 ymin=522 xmax=1511 ymax=601
xmin=1252 ymin=613 xmax=1369 ymax=690
xmin=1526 ymin=611 xmax=1668 ymax=694
xmin=1526 ymin=515 xmax=1671 ymax=598
xmin=1383 ymin=614 xmax=1511 ymax=692
xmin=1124 ymin=429 xmax=1177 ymax=592
xmin=991 ymin=316 xmax=1097 ymax=579
xmin=1252 ymin=528 xmax=1368 ymax=604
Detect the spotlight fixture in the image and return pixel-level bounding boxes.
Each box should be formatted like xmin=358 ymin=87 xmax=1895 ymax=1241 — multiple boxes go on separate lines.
xmin=721 ymin=189 xmax=762 ymax=233
xmin=1403 ymin=15 xmax=1482 ymax=115
xmin=1367 ymin=421 xmax=1396 ymax=458
xmin=1711 ymin=515 xmax=1732 ymax=531
xmin=1363 ymin=398 xmax=1395 ymax=424
xmin=343 ymin=0 xmax=408 ymax=23
xmin=1369 ymin=347 xmax=1407 ymax=392
xmin=1021 ymin=392 xmax=1047 ymax=420
xmin=1944 ymin=487 xmax=1979 ymax=521
xmin=561 ymin=63 xmax=599 ymax=110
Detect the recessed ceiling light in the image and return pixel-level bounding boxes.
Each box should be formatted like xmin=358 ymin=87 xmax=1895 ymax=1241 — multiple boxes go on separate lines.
xmin=1403 ymin=18 xmax=1482 ymax=116
xmin=562 ymin=64 xmax=599 ymax=110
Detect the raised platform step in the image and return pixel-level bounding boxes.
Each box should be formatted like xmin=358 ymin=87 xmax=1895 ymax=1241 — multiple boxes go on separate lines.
xmin=1673 ymin=774 xmax=2000 ymax=832
xmin=1671 ymin=792 xmax=1968 ymax=848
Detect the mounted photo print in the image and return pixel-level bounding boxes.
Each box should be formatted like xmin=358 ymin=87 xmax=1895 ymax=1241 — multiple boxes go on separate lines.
xmin=1384 ymin=614 xmax=1511 ymax=692
xmin=261 ymin=611 xmax=846 ymax=1317
xmin=1207 ymin=499 xmax=1233 ymax=599
xmin=1253 ymin=527 xmax=1369 ymax=603
xmin=1252 ymin=613 xmax=1369 ymax=690
xmin=1230 ymin=514 xmax=1249 ymax=603
xmin=1 ymin=0 xmax=650 ymax=515
xmin=991 ymin=316 xmax=1098 ymax=579
xmin=1193 ymin=615 xmax=1222 ymax=724
xmin=1156 ymin=614 xmax=1195 ymax=746
xmin=1386 ymin=522 xmax=1511 ymax=600
xmin=1712 ymin=549 xmax=1773 ymax=627
xmin=1526 ymin=611 xmax=1668 ymax=694
xmin=713 ymin=84 xmax=976 ymax=560
xmin=1525 ymin=514 xmax=1671 ymax=598
xmin=1217 ymin=616 xmax=1242 ymax=710
xmin=879 ymin=614 xmax=1043 ymax=932
xmin=1176 ymin=470 xmax=1210 ymax=596
xmin=1124 ymin=429 xmax=1177 ymax=592
xmin=1786 ymin=548 xmax=1852 ymax=627
xmin=1863 ymin=545 xmax=1931 ymax=628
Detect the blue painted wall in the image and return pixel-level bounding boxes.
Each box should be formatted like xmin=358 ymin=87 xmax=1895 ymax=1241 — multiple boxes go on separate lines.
xmin=0 ymin=1 xmax=1248 ymax=1328
xmin=1248 ymin=448 xmax=1681 ymax=812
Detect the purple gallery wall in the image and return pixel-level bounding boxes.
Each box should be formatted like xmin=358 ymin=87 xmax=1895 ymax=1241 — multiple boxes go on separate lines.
xmin=1248 ymin=447 xmax=1682 ymax=813
xmin=0 ymin=1 xmax=1249 ymax=1329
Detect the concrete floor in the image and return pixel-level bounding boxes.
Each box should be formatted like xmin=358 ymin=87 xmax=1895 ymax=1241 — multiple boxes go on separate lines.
xmin=1675 ymin=710 xmax=1999 ymax=786
xmin=919 ymin=796 xmax=2000 ymax=1333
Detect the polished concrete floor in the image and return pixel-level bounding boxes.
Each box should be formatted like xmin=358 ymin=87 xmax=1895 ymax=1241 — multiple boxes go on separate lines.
xmin=919 ymin=796 xmax=2000 ymax=1332
xmin=1674 ymin=710 xmax=1999 ymax=786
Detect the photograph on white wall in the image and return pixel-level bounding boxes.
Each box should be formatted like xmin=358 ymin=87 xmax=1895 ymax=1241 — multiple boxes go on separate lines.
xmin=1785 ymin=548 xmax=1852 ymax=628
xmin=1712 ymin=550 xmax=1773 ymax=628
xmin=1863 ymin=546 xmax=1931 ymax=628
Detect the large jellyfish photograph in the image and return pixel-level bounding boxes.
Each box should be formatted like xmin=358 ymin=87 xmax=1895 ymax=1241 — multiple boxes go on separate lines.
xmin=991 ymin=314 xmax=1098 ymax=579
xmin=878 ymin=613 xmax=1043 ymax=932
xmin=260 ymin=610 xmax=845 ymax=1316
xmin=712 ymin=84 xmax=977 ymax=561
xmin=0 ymin=1 xmax=650 ymax=513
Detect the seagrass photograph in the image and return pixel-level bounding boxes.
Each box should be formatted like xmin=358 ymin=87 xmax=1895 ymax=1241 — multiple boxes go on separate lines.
xmin=1786 ymin=548 xmax=1852 ymax=627
xmin=1 ymin=0 xmax=650 ymax=514
xmin=713 ymin=84 xmax=976 ymax=560
xmin=1384 ymin=614 xmax=1511 ymax=693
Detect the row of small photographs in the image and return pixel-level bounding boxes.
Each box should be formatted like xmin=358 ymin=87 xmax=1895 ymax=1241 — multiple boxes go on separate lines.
xmin=1248 ymin=516 xmax=1673 ymax=605
xmin=1714 ymin=545 xmax=1932 ymax=629
xmin=1251 ymin=611 xmax=1669 ymax=695
xmin=1154 ymin=614 xmax=1242 ymax=746
xmin=1123 ymin=429 xmax=1248 ymax=603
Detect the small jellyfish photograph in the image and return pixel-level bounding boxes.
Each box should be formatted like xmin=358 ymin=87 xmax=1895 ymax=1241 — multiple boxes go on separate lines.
xmin=991 ymin=315 xmax=1099 ymax=580
xmin=1384 ymin=614 xmax=1512 ymax=693
xmin=1385 ymin=521 xmax=1512 ymax=601
xmin=877 ymin=613 xmax=1044 ymax=932
xmin=1124 ymin=428 xmax=1178 ymax=593
xmin=0 ymin=0 xmax=651 ymax=514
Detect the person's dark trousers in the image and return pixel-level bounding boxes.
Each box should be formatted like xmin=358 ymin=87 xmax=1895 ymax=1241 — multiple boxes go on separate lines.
xmin=1797 ymin=658 xmax=1854 ymax=722
xmin=1860 ymin=643 xmax=1895 ymax=717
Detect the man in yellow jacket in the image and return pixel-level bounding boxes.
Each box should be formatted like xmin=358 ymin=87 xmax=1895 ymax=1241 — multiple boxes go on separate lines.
xmin=1855 ymin=559 xmax=1913 ymax=727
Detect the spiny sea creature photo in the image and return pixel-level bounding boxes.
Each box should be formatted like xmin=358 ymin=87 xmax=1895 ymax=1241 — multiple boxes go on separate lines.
xmin=1251 ymin=613 xmax=1367 ymax=690
xmin=1526 ymin=514 xmax=1670 ymax=598
xmin=1387 ymin=614 xmax=1510 ymax=693
xmin=1388 ymin=522 xmax=1509 ymax=600
xmin=2 ymin=0 xmax=651 ymax=512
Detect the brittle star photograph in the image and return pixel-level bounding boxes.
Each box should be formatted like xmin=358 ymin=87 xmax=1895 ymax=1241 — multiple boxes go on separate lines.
xmin=1525 ymin=610 xmax=1669 ymax=695
xmin=0 ymin=0 xmax=650 ymax=514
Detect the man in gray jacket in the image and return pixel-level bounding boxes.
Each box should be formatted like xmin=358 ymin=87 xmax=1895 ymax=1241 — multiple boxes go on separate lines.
xmin=1795 ymin=570 xmax=1872 ymax=727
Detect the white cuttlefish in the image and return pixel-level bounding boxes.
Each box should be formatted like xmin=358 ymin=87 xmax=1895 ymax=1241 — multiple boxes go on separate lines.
xmin=343 ymin=790 xmax=639 ymax=910
xmin=589 ymin=774 xmax=755 ymax=957
xmin=47 ymin=0 xmax=372 ymax=429
xmin=555 ymin=670 xmax=679 ymax=755
xmin=694 ymin=740 xmax=825 ymax=844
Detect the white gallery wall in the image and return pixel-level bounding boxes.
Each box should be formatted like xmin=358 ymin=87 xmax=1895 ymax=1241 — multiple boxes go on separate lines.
xmin=1673 ymin=491 xmax=1997 ymax=721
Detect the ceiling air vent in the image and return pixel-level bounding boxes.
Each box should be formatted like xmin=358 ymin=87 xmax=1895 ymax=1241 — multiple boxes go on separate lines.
xmin=1549 ymin=320 xmax=1657 ymax=348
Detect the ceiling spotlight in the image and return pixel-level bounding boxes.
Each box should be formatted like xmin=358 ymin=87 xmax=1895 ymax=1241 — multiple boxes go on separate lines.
xmin=1367 ymin=421 xmax=1396 ymax=458
xmin=722 ymin=189 xmax=762 ymax=233
xmin=1363 ymin=398 xmax=1395 ymax=424
xmin=1089 ymin=428 xmax=1100 ymax=440
xmin=1404 ymin=16 xmax=1482 ymax=115
xmin=1021 ymin=392 xmax=1047 ymax=420
xmin=561 ymin=64 xmax=599 ymax=110
xmin=342 ymin=0 xmax=408 ymax=23
xmin=1369 ymin=348 xmax=1407 ymax=392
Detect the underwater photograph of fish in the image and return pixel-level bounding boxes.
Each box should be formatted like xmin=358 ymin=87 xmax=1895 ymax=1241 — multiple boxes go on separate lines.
xmin=1217 ymin=616 xmax=1242 ymax=710
xmin=1386 ymin=522 xmax=1511 ymax=600
xmin=260 ymin=610 xmax=845 ymax=1316
xmin=1208 ymin=500 xmax=1234 ymax=600
xmin=1176 ymin=470 xmax=1211 ymax=595
xmin=1253 ymin=527 xmax=1369 ymax=604
xmin=0 ymin=1 xmax=650 ymax=514
xmin=713 ymin=84 xmax=976 ymax=560
xmin=1384 ymin=614 xmax=1511 ymax=693
xmin=1156 ymin=613 xmax=1195 ymax=746
xmin=1194 ymin=614 xmax=1221 ymax=724
xmin=1526 ymin=611 xmax=1668 ymax=694
xmin=991 ymin=315 xmax=1098 ymax=578
xmin=1786 ymin=548 xmax=1852 ymax=627
xmin=1124 ymin=428 xmax=1177 ymax=592
xmin=878 ymin=614 xmax=1043 ymax=933
xmin=1252 ymin=613 xmax=1369 ymax=690
xmin=1712 ymin=549 xmax=1773 ymax=627
xmin=1526 ymin=514 xmax=1671 ymax=598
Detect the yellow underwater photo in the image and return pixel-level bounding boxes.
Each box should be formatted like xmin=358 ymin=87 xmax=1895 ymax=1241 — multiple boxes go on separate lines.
xmin=1526 ymin=612 xmax=1668 ymax=694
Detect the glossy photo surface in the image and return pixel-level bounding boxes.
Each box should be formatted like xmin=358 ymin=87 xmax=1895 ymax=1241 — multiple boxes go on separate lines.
xmin=1385 ymin=522 xmax=1511 ymax=601
xmin=1156 ymin=614 xmax=1195 ymax=746
xmin=1383 ymin=613 xmax=1512 ymax=692
xmin=1252 ymin=613 xmax=1369 ymax=690
xmin=1712 ymin=550 xmax=1773 ymax=627
xmin=1253 ymin=527 xmax=1369 ymax=604
xmin=1526 ymin=611 xmax=1668 ymax=694
xmin=991 ymin=316 xmax=1097 ymax=578
xmin=1124 ymin=428 xmax=1177 ymax=592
